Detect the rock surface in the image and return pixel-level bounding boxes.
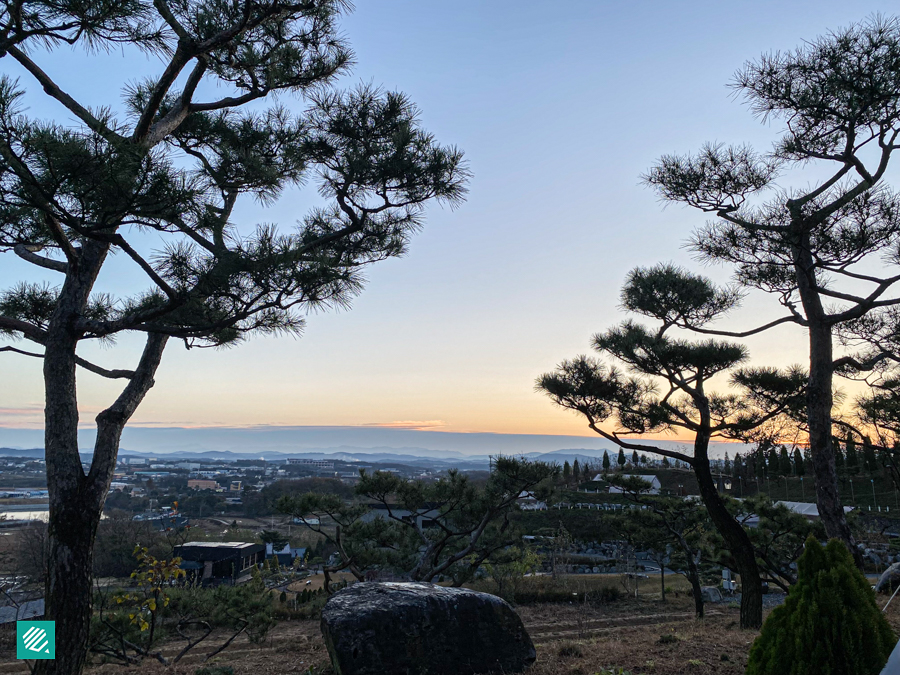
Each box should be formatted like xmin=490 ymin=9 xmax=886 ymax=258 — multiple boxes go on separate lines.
xmin=700 ymin=586 xmax=723 ymax=603
xmin=320 ymin=582 xmax=536 ymax=675
xmin=876 ymin=563 xmax=900 ymax=593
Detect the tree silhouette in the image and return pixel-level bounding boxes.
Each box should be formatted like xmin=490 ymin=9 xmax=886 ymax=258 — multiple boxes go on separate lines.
xmin=538 ymin=264 xmax=805 ymax=628
xmin=645 ymin=16 xmax=900 ymax=564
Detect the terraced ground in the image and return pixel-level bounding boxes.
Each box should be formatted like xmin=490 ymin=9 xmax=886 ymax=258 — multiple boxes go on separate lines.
xmin=2 ymin=594 xmax=900 ymax=675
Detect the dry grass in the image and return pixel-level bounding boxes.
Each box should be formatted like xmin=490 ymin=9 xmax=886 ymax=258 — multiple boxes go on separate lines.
xmin=1 ymin=588 xmax=899 ymax=674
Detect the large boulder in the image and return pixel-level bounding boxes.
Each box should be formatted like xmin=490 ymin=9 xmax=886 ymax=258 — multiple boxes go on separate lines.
xmin=320 ymin=582 xmax=536 ymax=675
xmin=875 ymin=562 xmax=900 ymax=593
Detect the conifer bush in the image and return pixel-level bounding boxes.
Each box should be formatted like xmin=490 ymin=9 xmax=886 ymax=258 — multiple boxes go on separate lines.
xmin=746 ymin=537 xmax=896 ymax=675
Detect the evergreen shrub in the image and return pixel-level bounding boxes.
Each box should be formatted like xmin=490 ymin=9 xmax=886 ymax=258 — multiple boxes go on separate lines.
xmin=746 ymin=537 xmax=896 ymax=675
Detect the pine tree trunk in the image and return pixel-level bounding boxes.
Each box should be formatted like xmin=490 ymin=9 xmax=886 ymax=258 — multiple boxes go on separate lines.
xmin=793 ymin=234 xmax=862 ymax=567
xmin=660 ymin=565 xmax=666 ymax=602
xmin=39 ymin=486 xmax=101 ymax=675
xmin=693 ymin=432 xmax=763 ymax=628
xmin=684 ymin=549 xmax=703 ymax=619
xmin=34 ymin=262 xmax=166 ymax=675
xmin=39 ymin=358 xmax=93 ymax=675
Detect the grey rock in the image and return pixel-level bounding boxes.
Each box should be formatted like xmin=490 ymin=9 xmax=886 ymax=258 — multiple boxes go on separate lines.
xmin=876 ymin=563 xmax=900 ymax=593
xmin=700 ymin=586 xmax=723 ymax=603
xmin=320 ymin=582 xmax=536 ymax=675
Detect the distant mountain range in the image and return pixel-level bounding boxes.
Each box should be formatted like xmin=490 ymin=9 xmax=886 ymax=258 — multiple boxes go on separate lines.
xmin=0 ymin=446 xmax=615 ymax=470
xmin=0 ymin=425 xmax=748 ymax=467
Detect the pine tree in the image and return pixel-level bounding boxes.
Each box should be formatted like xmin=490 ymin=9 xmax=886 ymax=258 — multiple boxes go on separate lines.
xmin=746 ymin=537 xmax=895 ymax=675
xmin=863 ymin=438 xmax=878 ymax=474
xmin=768 ymin=447 xmax=781 ymax=476
xmin=846 ymin=438 xmax=859 ymax=475
xmin=617 ymin=449 xmax=626 ymax=469
xmin=662 ymin=457 xmax=671 ymax=468
xmin=793 ymin=448 xmax=805 ymax=477
xmin=834 ymin=437 xmax=845 ymax=471
xmin=631 ymin=450 xmax=639 ymax=465
xmin=602 ymin=450 xmax=611 ymax=471
xmin=724 ymin=452 xmax=732 ymax=475
xmin=644 ymin=17 xmax=900 ymax=560
xmin=779 ymin=447 xmax=792 ymax=476
xmin=572 ymin=459 xmax=581 ymax=484
xmin=562 ymin=461 xmax=572 ymax=485
xmin=0 ymin=4 xmax=468 ymax=671
xmin=538 ymin=265 xmax=804 ymax=629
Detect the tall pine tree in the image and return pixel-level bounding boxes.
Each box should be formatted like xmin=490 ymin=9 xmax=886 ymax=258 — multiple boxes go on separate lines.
xmin=0 ymin=3 xmax=467 ymax=672
xmin=645 ymin=17 xmax=900 ymax=563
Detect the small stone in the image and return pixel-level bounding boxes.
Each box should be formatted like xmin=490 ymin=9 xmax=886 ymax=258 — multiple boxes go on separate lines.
xmin=876 ymin=562 xmax=900 ymax=593
xmin=700 ymin=586 xmax=723 ymax=603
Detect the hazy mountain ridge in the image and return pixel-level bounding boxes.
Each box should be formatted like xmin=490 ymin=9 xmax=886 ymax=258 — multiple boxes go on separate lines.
xmin=0 ymin=446 xmax=617 ymax=469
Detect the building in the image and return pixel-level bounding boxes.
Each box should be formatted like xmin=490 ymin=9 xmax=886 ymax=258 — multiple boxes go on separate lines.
xmin=132 ymin=509 xmax=190 ymax=531
xmin=361 ymin=504 xmax=442 ymax=530
xmin=187 ymin=479 xmax=218 ymax=490
xmin=517 ymin=490 xmax=547 ymax=511
xmin=265 ymin=543 xmax=308 ymax=567
xmin=606 ymin=475 xmax=662 ymax=495
xmin=743 ymin=501 xmax=855 ymax=527
xmin=286 ymin=459 xmax=335 ymax=469
xmin=0 ymin=599 xmax=44 ymax=624
xmin=174 ymin=542 xmax=265 ymax=586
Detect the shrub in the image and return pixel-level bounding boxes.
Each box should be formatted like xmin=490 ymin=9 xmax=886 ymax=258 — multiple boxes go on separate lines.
xmin=558 ymin=641 xmax=584 ymax=658
xmin=593 ymin=586 xmax=624 ymax=603
xmin=658 ymin=633 xmax=679 ymax=645
xmin=746 ymin=537 xmax=896 ymax=675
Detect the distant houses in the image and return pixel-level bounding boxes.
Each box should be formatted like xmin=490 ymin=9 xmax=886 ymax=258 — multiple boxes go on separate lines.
xmin=187 ymin=478 xmax=218 ymax=490
xmin=604 ymin=475 xmax=662 ymax=495
xmin=175 ymin=542 xmax=265 ymax=586
xmin=517 ymin=490 xmax=547 ymax=511
xmin=265 ymin=542 xmax=307 ymax=566
xmin=132 ymin=507 xmax=189 ymax=531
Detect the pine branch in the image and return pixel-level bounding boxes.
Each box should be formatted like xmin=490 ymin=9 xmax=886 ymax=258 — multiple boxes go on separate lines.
xmin=6 ymin=47 xmax=123 ymax=143
xmin=0 ymin=315 xmax=46 ymax=343
xmin=13 ymin=244 xmax=67 ymax=272
xmin=88 ymin=333 xmax=168 ymax=499
xmin=0 ymin=345 xmax=135 ymax=379
xmin=586 ymin=420 xmax=695 ymax=465
xmin=675 ymin=314 xmax=803 ymax=337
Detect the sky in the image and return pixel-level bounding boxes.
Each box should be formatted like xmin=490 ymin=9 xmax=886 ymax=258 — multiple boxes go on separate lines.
xmin=1 ymin=1 xmax=898 ymax=452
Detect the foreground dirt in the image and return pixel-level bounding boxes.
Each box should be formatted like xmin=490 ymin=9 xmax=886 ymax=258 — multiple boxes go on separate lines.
xmin=2 ymin=593 xmax=900 ymax=674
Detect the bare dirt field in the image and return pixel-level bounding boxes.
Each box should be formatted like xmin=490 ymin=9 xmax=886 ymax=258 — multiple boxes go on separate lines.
xmin=2 ymin=591 xmax=900 ymax=674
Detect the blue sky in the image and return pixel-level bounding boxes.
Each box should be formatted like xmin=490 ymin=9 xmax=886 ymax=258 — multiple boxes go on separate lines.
xmin=1 ymin=1 xmax=896 ymax=451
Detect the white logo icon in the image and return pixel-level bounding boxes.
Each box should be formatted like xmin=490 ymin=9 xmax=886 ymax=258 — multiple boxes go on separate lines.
xmin=21 ymin=626 xmax=50 ymax=654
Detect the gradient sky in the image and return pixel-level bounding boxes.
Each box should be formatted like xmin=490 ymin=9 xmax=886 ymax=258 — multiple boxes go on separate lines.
xmin=1 ymin=1 xmax=898 ymax=444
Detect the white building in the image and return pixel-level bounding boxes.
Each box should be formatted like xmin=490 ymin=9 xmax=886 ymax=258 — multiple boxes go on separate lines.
xmin=606 ymin=475 xmax=661 ymax=495
xmin=286 ymin=459 xmax=334 ymax=469
xmin=517 ymin=490 xmax=547 ymax=511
